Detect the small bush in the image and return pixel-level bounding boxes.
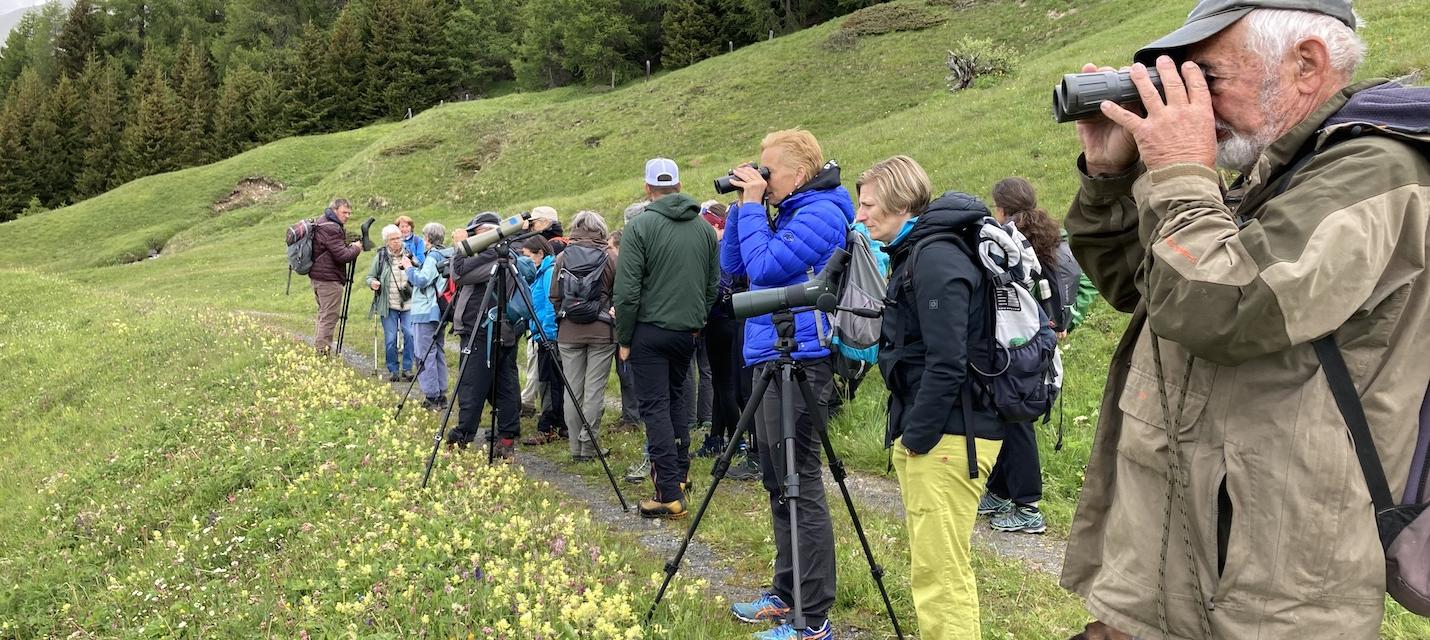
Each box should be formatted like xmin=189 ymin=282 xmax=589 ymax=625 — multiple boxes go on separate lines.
xmin=827 ymin=3 xmax=947 ymax=50
xmin=946 ymin=36 xmax=1017 ymax=91
xmin=926 ymin=0 xmax=986 ymax=9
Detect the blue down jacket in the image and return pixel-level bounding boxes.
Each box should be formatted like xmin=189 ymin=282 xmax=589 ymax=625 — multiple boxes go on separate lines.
xmin=721 ymin=162 xmax=854 ymax=365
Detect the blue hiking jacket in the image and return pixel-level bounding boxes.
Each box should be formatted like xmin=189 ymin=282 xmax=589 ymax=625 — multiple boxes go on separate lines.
xmin=402 ymin=233 xmax=427 ymax=266
xmin=407 ymin=246 xmax=451 ymax=324
xmin=528 ymin=255 xmax=559 ymax=342
xmin=721 ymin=162 xmax=854 ymax=366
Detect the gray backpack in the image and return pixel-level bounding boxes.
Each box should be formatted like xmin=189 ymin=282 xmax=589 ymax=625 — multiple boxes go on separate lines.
xmin=285 ymin=218 xmax=316 ymax=275
xmin=822 ymin=229 xmax=886 ymax=382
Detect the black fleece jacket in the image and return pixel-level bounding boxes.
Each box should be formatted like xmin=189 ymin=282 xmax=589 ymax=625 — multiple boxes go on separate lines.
xmin=878 ymin=191 xmax=1004 ymax=454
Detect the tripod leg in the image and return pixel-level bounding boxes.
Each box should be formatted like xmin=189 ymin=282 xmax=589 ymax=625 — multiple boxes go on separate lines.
xmin=778 ymin=363 xmax=807 ymax=631
xmin=394 ymin=303 xmax=455 ymax=422
xmin=421 ymin=325 xmax=483 ymax=489
xmin=286 ymin=268 xmax=292 ymax=296
xmin=646 ymin=366 xmax=777 ymax=625
xmin=793 ymin=370 xmax=905 ymax=640
xmin=336 ymin=262 xmax=355 ymax=356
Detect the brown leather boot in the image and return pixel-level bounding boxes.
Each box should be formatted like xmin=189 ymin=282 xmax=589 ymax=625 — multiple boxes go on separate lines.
xmin=1069 ymin=622 xmax=1135 ymax=640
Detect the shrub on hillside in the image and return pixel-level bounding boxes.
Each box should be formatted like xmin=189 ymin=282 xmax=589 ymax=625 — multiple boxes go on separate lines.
xmin=824 ymin=3 xmax=946 ymax=50
xmin=946 ymin=36 xmax=1017 ymax=91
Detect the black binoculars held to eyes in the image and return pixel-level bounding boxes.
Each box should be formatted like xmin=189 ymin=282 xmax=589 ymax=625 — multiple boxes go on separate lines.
xmin=713 ymin=164 xmax=772 ymax=195
xmin=1053 ymin=67 xmax=1167 ymax=123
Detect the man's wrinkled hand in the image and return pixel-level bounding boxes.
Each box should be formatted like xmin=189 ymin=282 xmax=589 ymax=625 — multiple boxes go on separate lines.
xmin=1099 ymin=56 xmax=1217 ymax=171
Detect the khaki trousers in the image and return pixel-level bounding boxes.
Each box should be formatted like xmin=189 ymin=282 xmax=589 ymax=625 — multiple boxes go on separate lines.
xmin=312 ymin=279 xmax=345 ymax=354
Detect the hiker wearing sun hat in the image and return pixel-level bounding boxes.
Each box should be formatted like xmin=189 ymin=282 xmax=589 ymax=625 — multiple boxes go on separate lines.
xmin=1061 ymin=1 xmax=1430 ymax=639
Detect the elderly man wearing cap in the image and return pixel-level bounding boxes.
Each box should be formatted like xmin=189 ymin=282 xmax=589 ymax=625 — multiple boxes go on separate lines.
xmin=1063 ymin=2 xmax=1430 ymax=639
xmin=614 ymin=158 xmax=720 ymax=519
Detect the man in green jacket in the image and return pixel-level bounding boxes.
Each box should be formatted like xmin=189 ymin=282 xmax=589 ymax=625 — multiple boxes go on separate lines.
xmin=1061 ymin=2 xmax=1430 ymax=639
xmin=614 ymin=157 xmax=720 ymax=519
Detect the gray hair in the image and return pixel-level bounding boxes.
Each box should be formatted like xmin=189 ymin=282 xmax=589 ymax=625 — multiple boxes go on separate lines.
xmin=329 ymin=197 xmax=351 ymax=210
xmin=423 ymin=222 xmax=446 ymax=246
xmin=570 ymin=210 xmax=608 ymax=237
xmin=1242 ymin=9 xmax=1365 ymax=79
xmin=381 ymin=224 xmax=401 ymax=241
xmin=623 ymin=200 xmax=649 ymax=223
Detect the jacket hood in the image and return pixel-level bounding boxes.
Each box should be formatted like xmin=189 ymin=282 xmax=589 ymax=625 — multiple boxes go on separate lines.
xmin=566 ymin=226 xmax=607 ymax=244
xmin=780 ymin=162 xmax=855 ymax=224
xmin=322 ymin=208 xmax=343 ymax=225
xmin=541 ymin=220 xmax=565 ymax=239
xmin=899 ymin=190 xmax=991 ymax=249
xmin=1324 ymin=82 xmax=1430 ymax=133
xmin=644 ymin=193 xmax=700 ymax=221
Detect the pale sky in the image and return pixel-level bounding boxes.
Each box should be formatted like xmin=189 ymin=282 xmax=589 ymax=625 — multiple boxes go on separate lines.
xmin=0 ymin=0 xmax=46 ymax=15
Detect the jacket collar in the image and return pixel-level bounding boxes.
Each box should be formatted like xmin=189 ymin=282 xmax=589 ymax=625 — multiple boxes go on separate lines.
xmin=1246 ymin=80 xmax=1382 ymax=191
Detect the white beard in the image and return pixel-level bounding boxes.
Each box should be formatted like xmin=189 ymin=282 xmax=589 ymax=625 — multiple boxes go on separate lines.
xmin=1215 ymin=77 xmax=1293 ymax=173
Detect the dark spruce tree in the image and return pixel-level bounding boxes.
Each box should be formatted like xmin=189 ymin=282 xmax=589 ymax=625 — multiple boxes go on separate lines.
xmin=55 ymin=0 xmax=105 ymax=78
xmin=175 ymin=33 xmax=217 ymax=166
xmin=76 ymin=55 xmax=128 ymax=198
xmin=117 ymin=47 xmax=182 ymax=184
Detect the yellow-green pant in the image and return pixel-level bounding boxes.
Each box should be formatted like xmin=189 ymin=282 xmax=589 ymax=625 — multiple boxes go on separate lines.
xmin=893 ymin=434 xmax=1002 ymax=640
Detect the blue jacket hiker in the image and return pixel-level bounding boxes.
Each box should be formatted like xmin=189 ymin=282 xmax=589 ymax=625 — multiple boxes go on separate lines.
xmin=721 ymin=161 xmax=854 ymax=366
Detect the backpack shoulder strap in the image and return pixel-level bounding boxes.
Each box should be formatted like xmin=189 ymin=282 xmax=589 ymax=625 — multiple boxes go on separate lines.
xmin=1313 ymin=336 xmax=1398 ymax=521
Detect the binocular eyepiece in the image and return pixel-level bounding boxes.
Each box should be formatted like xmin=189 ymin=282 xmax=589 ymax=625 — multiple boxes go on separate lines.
xmin=1053 ymin=67 xmax=1166 ymax=123
xmin=713 ymin=165 xmax=772 ymax=196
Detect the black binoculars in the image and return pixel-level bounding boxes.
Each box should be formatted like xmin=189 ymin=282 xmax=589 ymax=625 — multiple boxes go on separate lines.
xmin=1053 ymin=68 xmax=1166 ymax=123
xmin=713 ymin=165 xmax=772 ymax=195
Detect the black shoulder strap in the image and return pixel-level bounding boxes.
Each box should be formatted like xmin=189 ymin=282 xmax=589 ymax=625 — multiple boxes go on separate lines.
xmin=1313 ymin=336 xmax=1397 ymax=514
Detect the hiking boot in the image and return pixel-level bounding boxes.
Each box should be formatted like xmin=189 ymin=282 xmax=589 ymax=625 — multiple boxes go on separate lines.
xmin=991 ymin=504 xmax=1046 ymax=534
xmin=494 ymin=438 xmax=516 ymax=460
xmin=520 ymin=404 xmax=538 ymax=418
xmin=725 ymin=455 xmax=761 ymax=481
xmin=401 ymin=369 xmax=415 ymax=381
xmin=624 ymin=453 xmax=651 ymax=483
xmin=520 ymin=430 xmax=562 ymax=446
xmin=638 ymin=496 xmax=687 ymax=520
xmin=572 ymin=448 xmax=611 ymax=463
xmin=731 ymin=592 xmax=790 ymax=624
xmin=388 ymin=372 xmax=400 ymax=382
xmin=610 ymin=419 xmax=641 ymax=434
xmin=444 ymin=440 xmax=469 ymax=452
xmin=752 ymin=620 xmax=833 ymax=640
xmin=977 ymin=491 xmax=1014 ymax=517
xmin=694 ymin=435 xmax=726 ymax=459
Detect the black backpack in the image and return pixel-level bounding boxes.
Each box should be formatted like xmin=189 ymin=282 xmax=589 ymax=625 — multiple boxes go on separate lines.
xmin=556 ymin=244 xmax=610 ymax=324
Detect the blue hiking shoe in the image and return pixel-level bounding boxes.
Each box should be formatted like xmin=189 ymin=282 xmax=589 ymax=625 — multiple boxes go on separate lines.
xmin=752 ymin=620 xmax=834 ymax=640
xmin=731 ymin=592 xmax=790 ymax=624
xmin=977 ymin=491 xmax=1014 ymax=517
xmin=991 ymin=504 xmax=1047 ymax=534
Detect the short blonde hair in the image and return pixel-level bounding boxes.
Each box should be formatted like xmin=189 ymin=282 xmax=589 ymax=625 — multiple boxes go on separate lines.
xmin=761 ymin=128 xmax=824 ymax=181
xmin=857 ymin=156 xmax=932 ymax=216
xmin=395 ymin=215 xmax=414 ymax=229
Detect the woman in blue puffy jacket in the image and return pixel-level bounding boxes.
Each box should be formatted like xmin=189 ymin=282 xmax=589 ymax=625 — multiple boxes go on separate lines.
xmin=520 ymin=235 xmax=565 ymax=445
xmin=721 ymin=128 xmax=851 ymax=640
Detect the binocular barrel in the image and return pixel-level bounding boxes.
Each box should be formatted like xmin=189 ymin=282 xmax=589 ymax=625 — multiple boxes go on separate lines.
xmin=713 ymin=165 xmax=772 ymax=195
xmin=1053 ymin=68 xmax=1164 ymax=123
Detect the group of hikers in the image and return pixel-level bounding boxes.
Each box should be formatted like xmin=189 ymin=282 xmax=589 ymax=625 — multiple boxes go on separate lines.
xmin=297 ymin=1 xmax=1430 ymax=638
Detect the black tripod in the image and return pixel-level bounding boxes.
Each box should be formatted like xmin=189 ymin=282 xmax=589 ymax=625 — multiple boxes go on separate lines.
xmin=646 ymin=310 xmax=903 ymax=638
xmin=420 ymin=242 xmax=629 ymax=512
xmin=333 ymin=217 xmax=375 ymax=357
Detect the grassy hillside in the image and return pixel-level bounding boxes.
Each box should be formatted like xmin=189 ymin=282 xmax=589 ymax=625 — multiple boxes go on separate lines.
xmin=3 ymin=0 xmax=1429 ymax=637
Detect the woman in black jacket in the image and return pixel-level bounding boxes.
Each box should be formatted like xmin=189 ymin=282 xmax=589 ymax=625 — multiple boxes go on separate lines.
xmin=856 ymin=155 xmax=1004 ymax=640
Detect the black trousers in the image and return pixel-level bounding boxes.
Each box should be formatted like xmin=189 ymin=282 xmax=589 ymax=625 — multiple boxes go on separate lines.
xmin=452 ymin=330 xmax=521 ymax=443
xmin=986 ymin=421 xmax=1042 ymax=505
xmin=536 ymin=343 xmax=566 ymax=434
xmin=704 ymin=316 xmax=744 ymax=442
xmin=631 ymin=322 xmax=696 ymax=503
xmin=754 ymin=358 xmax=835 ymax=627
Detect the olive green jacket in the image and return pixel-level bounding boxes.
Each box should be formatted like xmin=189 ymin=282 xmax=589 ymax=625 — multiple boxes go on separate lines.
xmin=612 ymin=193 xmax=719 ymax=345
xmin=1062 ymin=81 xmax=1430 ymax=639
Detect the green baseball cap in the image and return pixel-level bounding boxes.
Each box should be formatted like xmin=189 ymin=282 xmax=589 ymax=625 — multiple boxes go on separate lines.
xmin=1134 ymin=0 xmax=1356 ymax=65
